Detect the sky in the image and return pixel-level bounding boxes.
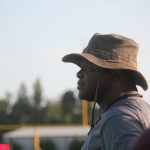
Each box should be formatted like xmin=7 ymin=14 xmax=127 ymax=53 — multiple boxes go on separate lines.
xmin=0 ymin=0 xmax=150 ymax=102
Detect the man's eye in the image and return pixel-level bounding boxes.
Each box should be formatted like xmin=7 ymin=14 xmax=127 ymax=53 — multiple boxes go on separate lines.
xmin=82 ymin=67 xmax=95 ymax=72
xmin=83 ymin=67 xmax=90 ymax=71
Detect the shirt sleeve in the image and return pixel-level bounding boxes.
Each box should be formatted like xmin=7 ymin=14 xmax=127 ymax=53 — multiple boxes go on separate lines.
xmin=101 ymin=115 xmax=144 ymax=150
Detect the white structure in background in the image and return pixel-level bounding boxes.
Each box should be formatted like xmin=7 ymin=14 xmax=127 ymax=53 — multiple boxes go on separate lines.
xmin=3 ymin=126 xmax=90 ymax=150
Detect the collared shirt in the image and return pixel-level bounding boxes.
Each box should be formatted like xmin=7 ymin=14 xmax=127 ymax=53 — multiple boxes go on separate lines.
xmin=81 ymin=93 xmax=150 ymax=150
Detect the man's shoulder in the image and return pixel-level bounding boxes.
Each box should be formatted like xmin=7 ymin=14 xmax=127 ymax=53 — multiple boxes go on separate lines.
xmin=101 ymin=97 xmax=150 ymax=128
xmin=106 ymin=96 xmax=150 ymax=115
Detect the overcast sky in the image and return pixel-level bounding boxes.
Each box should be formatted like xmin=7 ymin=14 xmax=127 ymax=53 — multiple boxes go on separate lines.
xmin=0 ymin=0 xmax=150 ymax=102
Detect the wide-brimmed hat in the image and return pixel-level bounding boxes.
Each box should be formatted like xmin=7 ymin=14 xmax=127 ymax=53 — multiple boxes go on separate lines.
xmin=62 ymin=33 xmax=148 ymax=90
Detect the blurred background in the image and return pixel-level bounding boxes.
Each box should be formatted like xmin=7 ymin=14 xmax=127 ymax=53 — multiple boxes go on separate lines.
xmin=0 ymin=0 xmax=150 ymax=150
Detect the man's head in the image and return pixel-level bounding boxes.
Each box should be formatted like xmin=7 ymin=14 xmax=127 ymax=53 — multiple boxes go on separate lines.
xmin=76 ymin=60 xmax=137 ymax=103
xmin=62 ymin=33 xmax=148 ymax=101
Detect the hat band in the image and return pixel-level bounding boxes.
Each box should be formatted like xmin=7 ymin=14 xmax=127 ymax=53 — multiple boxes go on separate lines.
xmin=83 ymin=49 xmax=137 ymax=69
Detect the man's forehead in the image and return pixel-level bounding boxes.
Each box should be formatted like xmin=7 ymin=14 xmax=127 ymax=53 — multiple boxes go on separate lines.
xmin=79 ymin=61 xmax=112 ymax=73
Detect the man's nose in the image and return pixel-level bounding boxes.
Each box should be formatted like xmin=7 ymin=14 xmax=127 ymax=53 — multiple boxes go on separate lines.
xmin=76 ymin=69 xmax=84 ymax=78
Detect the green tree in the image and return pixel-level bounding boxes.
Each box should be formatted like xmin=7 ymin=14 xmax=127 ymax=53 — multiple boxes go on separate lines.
xmin=40 ymin=139 xmax=57 ymax=150
xmin=31 ymin=79 xmax=44 ymax=124
xmin=0 ymin=95 xmax=11 ymax=124
xmin=50 ymin=100 xmax=64 ymax=124
xmin=11 ymin=83 xmax=31 ymax=123
xmin=32 ymin=79 xmax=43 ymax=107
xmin=61 ymin=90 xmax=76 ymax=123
xmin=36 ymin=100 xmax=54 ymax=124
xmin=10 ymin=140 xmax=22 ymax=150
xmin=0 ymin=92 xmax=12 ymax=142
xmin=69 ymin=139 xmax=84 ymax=150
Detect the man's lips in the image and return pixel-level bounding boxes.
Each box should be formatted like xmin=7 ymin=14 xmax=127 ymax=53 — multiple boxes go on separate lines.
xmin=77 ymin=80 xmax=84 ymax=89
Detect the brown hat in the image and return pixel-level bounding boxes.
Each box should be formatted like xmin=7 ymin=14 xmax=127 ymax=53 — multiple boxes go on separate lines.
xmin=62 ymin=33 xmax=148 ymax=90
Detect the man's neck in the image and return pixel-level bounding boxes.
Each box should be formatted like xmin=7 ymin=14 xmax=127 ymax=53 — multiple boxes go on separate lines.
xmin=97 ymin=87 xmax=138 ymax=109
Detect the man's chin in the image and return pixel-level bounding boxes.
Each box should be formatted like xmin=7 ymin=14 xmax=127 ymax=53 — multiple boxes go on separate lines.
xmin=78 ymin=93 xmax=93 ymax=102
xmin=78 ymin=93 xmax=85 ymax=100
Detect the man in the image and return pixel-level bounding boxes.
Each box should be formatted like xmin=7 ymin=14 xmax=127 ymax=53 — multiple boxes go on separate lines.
xmin=62 ymin=33 xmax=150 ymax=150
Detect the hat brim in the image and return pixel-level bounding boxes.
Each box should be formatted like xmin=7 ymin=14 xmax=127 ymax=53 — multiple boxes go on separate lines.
xmin=62 ymin=53 xmax=148 ymax=91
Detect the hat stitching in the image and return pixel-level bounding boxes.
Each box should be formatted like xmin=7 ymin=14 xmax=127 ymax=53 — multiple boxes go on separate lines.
xmin=105 ymin=59 xmax=136 ymax=68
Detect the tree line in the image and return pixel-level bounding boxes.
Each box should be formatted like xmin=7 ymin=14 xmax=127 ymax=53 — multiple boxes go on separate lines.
xmin=0 ymin=79 xmax=85 ymax=126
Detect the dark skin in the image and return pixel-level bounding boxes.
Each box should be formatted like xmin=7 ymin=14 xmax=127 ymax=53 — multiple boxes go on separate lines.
xmin=76 ymin=61 xmax=137 ymax=109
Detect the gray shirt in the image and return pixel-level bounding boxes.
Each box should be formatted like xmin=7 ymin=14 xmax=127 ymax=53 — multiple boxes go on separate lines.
xmin=81 ymin=94 xmax=150 ymax=150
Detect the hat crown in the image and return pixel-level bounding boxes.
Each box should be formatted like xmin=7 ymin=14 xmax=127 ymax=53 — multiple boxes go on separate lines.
xmin=83 ymin=33 xmax=139 ymax=69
